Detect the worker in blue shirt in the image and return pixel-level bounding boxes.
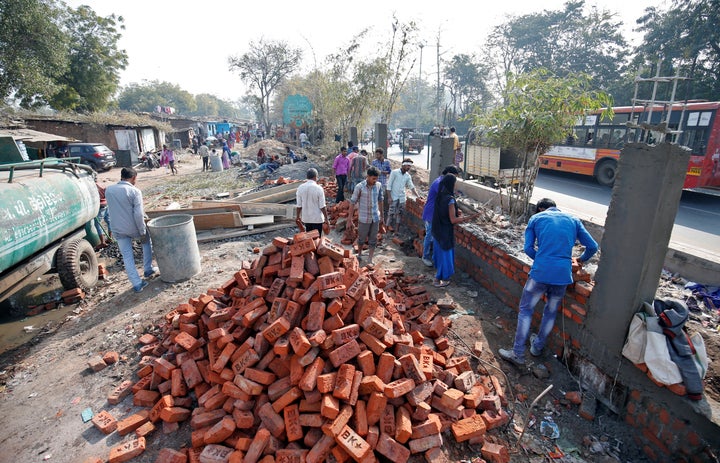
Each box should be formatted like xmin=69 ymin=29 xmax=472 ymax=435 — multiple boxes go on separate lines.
xmin=500 ymin=198 xmax=598 ymax=366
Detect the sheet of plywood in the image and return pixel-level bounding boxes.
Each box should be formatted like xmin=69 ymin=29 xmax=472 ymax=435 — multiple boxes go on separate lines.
xmin=191 ymin=200 xmax=296 ymax=219
xmin=191 ymin=212 xmax=243 ymax=230
xmin=195 ymin=223 xmax=292 ymax=243
xmin=146 ymin=205 xmax=242 ymax=219
xmin=239 ymin=215 xmax=274 ymax=227
xmin=230 ymin=182 xmax=301 ymax=204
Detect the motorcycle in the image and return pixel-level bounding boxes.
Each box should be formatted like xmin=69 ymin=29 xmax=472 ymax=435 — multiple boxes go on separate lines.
xmin=139 ymin=150 xmax=160 ymax=169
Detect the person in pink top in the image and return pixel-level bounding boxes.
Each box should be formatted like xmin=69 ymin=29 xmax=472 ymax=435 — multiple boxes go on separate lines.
xmin=332 ymin=146 xmax=350 ymax=202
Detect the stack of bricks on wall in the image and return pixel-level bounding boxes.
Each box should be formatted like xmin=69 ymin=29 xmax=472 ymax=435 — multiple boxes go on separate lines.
xmin=90 ymin=231 xmax=513 ymax=463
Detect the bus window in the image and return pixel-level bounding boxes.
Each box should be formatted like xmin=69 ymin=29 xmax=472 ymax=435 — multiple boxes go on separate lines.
xmin=597 ymin=128 xmax=613 ymax=147
xmin=611 ymin=129 xmax=625 ymax=148
xmin=682 ymin=128 xmax=709 ymax=155
xmin=586 ymin=131 xmax=595 ymax=145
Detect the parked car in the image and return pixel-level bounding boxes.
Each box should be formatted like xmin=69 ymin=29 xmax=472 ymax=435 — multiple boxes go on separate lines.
xmin=65 ymin=143 xmax=116 ymax=171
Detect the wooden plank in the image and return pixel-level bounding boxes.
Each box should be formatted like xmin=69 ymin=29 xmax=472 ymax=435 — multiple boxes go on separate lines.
xmin=239 ymin=215 xmax=274 ymax=227
xmin=146 ymin=205 xmax=242 ymax=219
xmin=192 ymin=212 xmax=243 ymax=230
xmin=191 ymin=200 xmax=296 ymax=219
xmin=196 ymin=222 xmax=293 ymax=243
xmin=231 ymin=182 xmax=301 ymax=204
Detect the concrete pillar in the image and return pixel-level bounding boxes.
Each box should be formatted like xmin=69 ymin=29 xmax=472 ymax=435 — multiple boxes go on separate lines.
xmin=429 ymin=137 xmax=455 ymax=181
xmin=350 ymin=127 xmax=358 ymax=147
xmin=584 ymin=143 xmax=690 ymax=367
xmin=374 ymin=124 xmax=387 ymax=153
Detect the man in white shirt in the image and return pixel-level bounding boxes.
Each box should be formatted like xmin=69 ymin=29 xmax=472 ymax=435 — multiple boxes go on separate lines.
xmin=296 ymin=168 xmax=330 ymax=236
xmin=386 ymin=158 xmax=419 ymax=235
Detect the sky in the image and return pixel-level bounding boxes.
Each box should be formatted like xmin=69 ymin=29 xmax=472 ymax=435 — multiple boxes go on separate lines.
xmin=65 ymin=0 xmax=660 ymax=102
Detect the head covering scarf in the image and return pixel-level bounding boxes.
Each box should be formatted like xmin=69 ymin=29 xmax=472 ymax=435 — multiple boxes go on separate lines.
xmin=431 ymin=175 xmax=458 ymax=251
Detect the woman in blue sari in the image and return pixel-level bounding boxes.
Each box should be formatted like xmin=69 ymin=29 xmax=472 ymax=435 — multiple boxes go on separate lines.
xmin=431 ymin=174 xmax=473 ymax=287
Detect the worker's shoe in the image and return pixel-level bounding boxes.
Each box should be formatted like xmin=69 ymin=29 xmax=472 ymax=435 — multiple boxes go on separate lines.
xmin=133 ymin=281 xmax=149 ymax=293
xmin=529 ymin=334 xmax=543 ymax=357
xmin=144 ymin=267 xmax=160 ymax=278
xmin=498 ymin=348 xmax=525 ymax=367
xmin=421 ymin=258 xmax=433 ymax=267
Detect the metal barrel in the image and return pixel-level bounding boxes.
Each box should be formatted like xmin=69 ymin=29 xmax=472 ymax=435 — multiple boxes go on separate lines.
xmin=147 ymin=214 xmax=201 ymax=283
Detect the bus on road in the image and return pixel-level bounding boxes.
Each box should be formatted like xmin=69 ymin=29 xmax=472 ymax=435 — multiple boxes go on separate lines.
xmin=539 ymin=101 xmax=720 ymax=193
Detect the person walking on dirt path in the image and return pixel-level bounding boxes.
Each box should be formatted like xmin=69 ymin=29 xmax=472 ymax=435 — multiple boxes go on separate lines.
xmin=386 ymin=158 xmax=419 ymax=235
xmin=348 ymin=148 xmax=368 ymax=196
xmin=198 ymin=143 xmax=210 ymax=172
xmin=300 ymin=131 xmax=309 ymax=149
xmin=499 ymin=198 xmax=598 ymax=367
xmin=333 ymin=146 xmax=350 ymax=203
xmin=105 ymin=167 xmax=159 ymax=293
xmin=421 ymin=165 xmax=460 ymax=267
xmin=347 ymin=166 xmax=385 ymax=266
xmin=370 ymin=148 xmax=392 ymax=219
xmin=161 ymin=145 xmax=177 ymax=175
xmin=449 ymin=127 xmax=462 ymax=167
xmin=296 ymin=168 xmax=330 ymax=237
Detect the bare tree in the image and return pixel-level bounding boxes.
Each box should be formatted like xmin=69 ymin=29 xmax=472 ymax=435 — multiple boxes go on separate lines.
xmin=379 ymin=15 xmax=418 ymax=124
xmin=228 ymin=38 xmax=302 ymax=133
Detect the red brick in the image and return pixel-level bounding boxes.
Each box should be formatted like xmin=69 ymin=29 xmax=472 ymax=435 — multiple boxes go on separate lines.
xmin=155 ymin=448 xmax=187 ymax=463
xmin=366 ymin=391 xmax=387 ymax=426
xmin=159 ymin=407 xmax=191 ymax=423
xmin=108 ymin=437 xmax=146 ymax=463
xmin=91 ymin=410 xmax=117 ymax=434
xmin=409 ymin=433 xmax=443 ymax=454
xmin=133 ymin=389 xmax=160 ymax=407
xmin=244 ymin=428 xmax=271 ymax=463
xmin=451 ymin=414 xmax=487 ymax=442
xmin=108 ymin=380 xmax=133 ymax=405
xmin=134 ymin=421 xmax=156 ymax=438
xmin=328 ymin=339 xmax=362 ymax=367
xmin=385 ymin=378 xmax=415 ymax=399
xmin=204 ymin=416 xmax=236 ymax=444
xmin=117 ymin=410 xmax=149 ymax=436
xmin=199 ymin=444 xmax=234 ymax=463
xmin=333 ymin=364 xmax=356 ymax=401
xmin=481 ymin=441 xmax=510 ymax=463
xmin=376 ymin=433 xmax=411 ymax=463
xmin=335 ymin=425 xmax=372 ymax=462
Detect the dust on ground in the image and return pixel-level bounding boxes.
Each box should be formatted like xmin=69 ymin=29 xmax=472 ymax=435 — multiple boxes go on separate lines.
xmin=0 ymin=141 xmax=715 ymax=463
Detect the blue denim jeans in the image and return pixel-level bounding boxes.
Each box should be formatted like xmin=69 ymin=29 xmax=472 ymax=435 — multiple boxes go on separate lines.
xmin=512 ymin=277 xmax=567 ymax=359
xmin=422 ymin=220 xmax=433 ymax=260
xmin=116 ymin=234 xmax=154 ymax=289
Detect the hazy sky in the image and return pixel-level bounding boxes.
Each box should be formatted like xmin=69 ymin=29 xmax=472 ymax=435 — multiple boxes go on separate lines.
xmin=65 ymin=0 xmax=658 ymax=101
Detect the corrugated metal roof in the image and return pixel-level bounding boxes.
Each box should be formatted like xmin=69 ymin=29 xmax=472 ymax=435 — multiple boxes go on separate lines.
xmin=0 ymin=128 xmax=75 ymax=143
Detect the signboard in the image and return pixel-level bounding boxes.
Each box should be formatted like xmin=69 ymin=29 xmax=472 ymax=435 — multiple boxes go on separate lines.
xmin=283 ymin=95 xmax=313 ymax=128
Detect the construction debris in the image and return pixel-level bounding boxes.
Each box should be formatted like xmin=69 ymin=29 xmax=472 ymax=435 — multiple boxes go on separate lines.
xmin=90 ymin=232 xmax=515 ymax=463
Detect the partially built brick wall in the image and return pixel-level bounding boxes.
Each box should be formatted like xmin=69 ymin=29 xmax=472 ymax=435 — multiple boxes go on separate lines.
xmin=403 ymin=197 xmax=719 ymax=461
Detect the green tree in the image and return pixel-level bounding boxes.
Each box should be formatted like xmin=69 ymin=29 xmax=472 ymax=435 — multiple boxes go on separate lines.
xmin=117 ymin=80 xmax=197 ymax=114
xmin=473 ymin=69 xmax=612 ymax=220
xmin=443 ymin=53 xmax=493 ymax=123
xmin=487 ymin=1 xmax=629 ymax=100
xmin=634 ymin=0 xmax=720 ymax=101
xmin=49 ymin=5 xmax=128 ymax=111
xmin=228 ymin=38 xmax=302 ymax=133
xmin=379 ymin=15 xmax=418 ymax=124
xmin=0 ymin=0 xmax=68 ymax=107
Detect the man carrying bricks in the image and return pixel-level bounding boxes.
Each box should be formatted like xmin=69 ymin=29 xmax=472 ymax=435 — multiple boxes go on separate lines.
xmin=421 ymin=165 xmax=460 ymax=267
xmin=499 ymin=198 xmax=598 ymax=366
xmin=347 ymin=166 xmax=384 ymax=266
xmin=105 ymin=167 xmax=158 ymax=293
xmin=296 ymin=168 xmax=330 ymax=236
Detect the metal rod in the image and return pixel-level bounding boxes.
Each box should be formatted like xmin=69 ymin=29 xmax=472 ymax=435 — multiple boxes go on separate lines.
xmin=515 ymin=384 xmax=554 ymax=449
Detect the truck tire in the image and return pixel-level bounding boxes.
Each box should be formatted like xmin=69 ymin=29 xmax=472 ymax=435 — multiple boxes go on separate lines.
xmin=57 ymin=239 xmax=99 ymax=291
xmin=595 ymin=159 xmax=617 ymax=187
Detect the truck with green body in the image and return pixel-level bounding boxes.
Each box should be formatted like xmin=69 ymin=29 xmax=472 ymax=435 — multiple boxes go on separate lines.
xmin=0 ymin=135 xmax=101 ymax=304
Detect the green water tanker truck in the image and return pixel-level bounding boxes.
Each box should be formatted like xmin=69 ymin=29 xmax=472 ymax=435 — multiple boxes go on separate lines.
xmin=0 ymin=135 xmax=101 ymax=303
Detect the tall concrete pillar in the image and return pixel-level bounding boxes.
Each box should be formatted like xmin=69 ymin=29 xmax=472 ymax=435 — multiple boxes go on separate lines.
xmin=429 ymin=137 xmax=456 ymax=181
xmin=374 ymin=124 xmax=387 ymax=152
xmin=584 ymin=143 xmax=690 ymax=368
xmin=350 ymin=127 xmax=358 ymax=146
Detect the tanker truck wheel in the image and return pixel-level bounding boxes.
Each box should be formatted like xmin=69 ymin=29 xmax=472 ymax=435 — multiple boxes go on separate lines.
xmin=58 ymin=239 xmax=99 ymax=291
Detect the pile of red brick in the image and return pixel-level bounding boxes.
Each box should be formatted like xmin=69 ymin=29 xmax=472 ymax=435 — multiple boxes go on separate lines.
xmin=90 ymin=231 xmax=513 ymax=463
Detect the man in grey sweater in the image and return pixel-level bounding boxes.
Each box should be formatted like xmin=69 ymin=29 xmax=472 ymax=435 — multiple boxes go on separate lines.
xmin=105 ymin=167 xmax=158 ymax=292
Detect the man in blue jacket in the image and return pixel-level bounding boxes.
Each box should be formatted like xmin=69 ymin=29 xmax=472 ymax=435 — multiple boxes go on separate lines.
xmin=499 ymin=198 xmax=598 ymax=366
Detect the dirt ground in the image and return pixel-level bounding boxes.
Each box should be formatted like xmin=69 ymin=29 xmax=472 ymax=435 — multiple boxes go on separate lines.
xmin=0 ymin=143 xmax=715 ymax=463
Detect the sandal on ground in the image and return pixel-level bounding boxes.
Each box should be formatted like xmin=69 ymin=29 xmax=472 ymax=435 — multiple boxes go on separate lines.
xmin=433 ymin=280 xmax=450 ymax=288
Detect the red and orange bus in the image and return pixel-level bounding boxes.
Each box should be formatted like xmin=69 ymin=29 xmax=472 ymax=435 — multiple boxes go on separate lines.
xmin=539 ymin=101 xmax=720 ymax=193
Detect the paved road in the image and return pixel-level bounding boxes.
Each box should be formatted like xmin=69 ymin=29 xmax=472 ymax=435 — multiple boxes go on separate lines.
xmin=532 ymin=170 xmax=720 ymax=258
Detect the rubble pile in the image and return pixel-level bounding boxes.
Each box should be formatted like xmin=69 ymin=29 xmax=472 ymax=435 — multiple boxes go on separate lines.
xmin=93 ymin=232 xmax=516 ymax=463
